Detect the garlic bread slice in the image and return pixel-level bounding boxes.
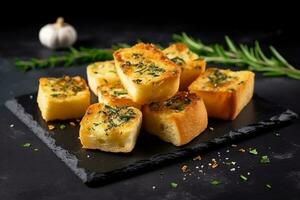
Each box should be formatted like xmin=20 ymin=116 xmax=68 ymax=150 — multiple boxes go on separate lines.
xmin=80 ymin=103 xmax=142 ymax=153
xmin=37 ymin=76 xmax=90 ymax=121
xmin=189 ymin=68 xmax=255 ymax=120
xmin=86 ymin=61 xmax=119 ymax=95
xmin=142 ymin=91 xmax=208 ymax=146
xmin=163 ymin=43 xmax=206 ymax=90
xmin=113 ymin=43 xmax=181 ymax=104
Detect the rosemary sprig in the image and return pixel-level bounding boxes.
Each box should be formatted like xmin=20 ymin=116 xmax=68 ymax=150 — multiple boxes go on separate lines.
xmin=173 ymin=33 xmax=300 ymax=80
xmin=15 ymin=44 xmax=130 ymax=71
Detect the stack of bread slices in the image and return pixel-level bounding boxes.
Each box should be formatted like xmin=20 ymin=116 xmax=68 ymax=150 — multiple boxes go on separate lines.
xmin=37 ymin=43 xmax=254 ymax=153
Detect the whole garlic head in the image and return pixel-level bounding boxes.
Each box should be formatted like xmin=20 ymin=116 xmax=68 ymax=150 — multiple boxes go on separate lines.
xmin=39 ymin=17 xmax=77 ymax=49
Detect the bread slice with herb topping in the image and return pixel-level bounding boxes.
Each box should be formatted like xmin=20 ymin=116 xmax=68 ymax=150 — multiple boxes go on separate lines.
xmin=113 ymin=43 xmax=181 ymax=104
xmin=188 ymin=68 xmax=255 ymax=120
xmin=86 ymin=61 xmax=120 ymax=95
xmin=163 ymin=43 xmax=206 ymax=90
xmin=97 ymin=81 xmax=141 ymax=109
xmin=37 ymin=76 xmax=90 ymax=121
xmin=142 ymin=91 xmax=208 ymax=146
xmin=79 ymin=103 xmax=142 ymax=153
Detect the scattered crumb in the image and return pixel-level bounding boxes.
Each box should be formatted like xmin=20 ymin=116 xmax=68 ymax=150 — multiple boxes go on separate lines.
xmin=231 ymin=161 xmax=236 ymax=165
xmin=29 ymin=95 xmax=33 ymax=99
xmin=230 ymin=168 xmax=236 ymax=172
xmin=152 ymin=186 xmax=156 ymax=189
xmin=211 ymin=159 xmax=218 ymax=169
xmin=201 ymin=165 xmax=204 ymax=168
xmin=275 ymin=132 xmax=280 ymax=137
xmin=226 ymin=149 xmax=230 ymax=153
xmin=69 ymin=122 xmax=76 ymax=126
xmin=195 ymin=166 xmax=199 ymax=169
xmin=193 ymin=155 xmax=202 ymax=161
xmin=48 ymin=125 xmax=55 ymax=130
xmin=87 ymin=155 xmax=90 ymax=158
xmin=239 ymin=148 xmax=246 ymax=153
xmin=225 ymin=157 xmax=229 ymax=160
xmin=76 ymin=119 xmax=81 ymax=123
xmin=247 ymin=172 xmax=251 ymax=175
xmin=209 ymin=127 xmax=214 ymax=131
xmin=231 ymin=144 xmax=237 ymax=148
xmin=181 ymin=165 xmax=188 ymax=173
xmin=10 ymin=124 xmax=14 ymax=128
xmin=34 ymin=148 xmax=39 ymax=151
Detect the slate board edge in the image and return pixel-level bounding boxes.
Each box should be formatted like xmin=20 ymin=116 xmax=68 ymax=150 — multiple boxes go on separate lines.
xmin=5 ymin=98 xmax=298 ymax=187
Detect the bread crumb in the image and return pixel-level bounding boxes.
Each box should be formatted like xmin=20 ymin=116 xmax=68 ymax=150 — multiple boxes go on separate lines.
xmin=193 ymin=155 xmax=202 ymax=161
xmin=69 ymin=122 xmax=76 ymax=126
xmin=181 ymin=165 xmax=188 ymax=172
xmin=239 ymin=148 xmax=246 ymax=153
xmin=48 ymin=125 xmax=55 ymax=130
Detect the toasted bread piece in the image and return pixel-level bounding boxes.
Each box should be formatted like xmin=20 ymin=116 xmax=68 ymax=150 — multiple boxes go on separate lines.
xmin=97 ymin=81 xmax=141 ymax=109
xmin=142 ymin=91 xmax=208 ymax=146
xmin=113 ymin=43 xmax=181 ymax=104
xmin=86 ymin=61 xmax=120 ymax=95
xmin=189 ymin=68 xmax=255 ymax=120
xmin=79 ymin=103 xmax=142 ymax=153
xmin=163 ymin=43 xmax=206 ymax=90
xmin=37 ymin=76 xmax=90 ymax=121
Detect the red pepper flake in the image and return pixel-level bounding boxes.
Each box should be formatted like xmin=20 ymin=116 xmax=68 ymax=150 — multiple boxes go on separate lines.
xmin=193 ymin=155 xmax=202 ymax=161
xmin=181 ymin=165 xmax=188 ymax=172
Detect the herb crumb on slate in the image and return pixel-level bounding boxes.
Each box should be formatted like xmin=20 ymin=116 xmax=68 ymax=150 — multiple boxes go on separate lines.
xmin=210 ymin=180 xmax=221 ymax=185
xmin=10 ymin=124 xmax=14 ymax=128
xmin=48 ymin=124 xmax=55 ymax=130
xmin=249 ymin=148 xmax=258 ymax=155
xmin=240 ymin=175 xmax=248 ymax=181
xmin=260 ymin=155 xmax=270 ymax=163
xmin=181 ymin=165 xmax=188 ymax=172
xmin=266 ymin=184 xmax=272 ymax=189
xmin=170 ymin=182 xmax=178 ymax=188
xmin=22 ymin=143 xmax=31 ymax=148
xmin=193 ymin=155 xmax=202 ymax=161
xmin=60 ymin=124 xmax=66 ymax=130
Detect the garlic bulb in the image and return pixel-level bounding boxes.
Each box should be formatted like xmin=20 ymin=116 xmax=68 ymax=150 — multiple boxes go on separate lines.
xmin=39 ymin=17 xmax=77 ymax=49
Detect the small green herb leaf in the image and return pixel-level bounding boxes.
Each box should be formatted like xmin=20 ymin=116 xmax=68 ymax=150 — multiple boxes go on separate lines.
xmin=249 ymin=148 xmax=258 ymax=155
xmin=266 ymin=184 xmax=272 ymax=189
xmin=60 ymin=124 xmax=66 ymax=130
xmin=260 ymin=155 xmax=270 ymax=163
xmin=170 ymin=182 xmax=178 ymax=188
xmin=240 ymin=175 xmax=248 ymax=181
xmin=22 ymin=143 xmax=31 ymax=147
xmin=210 ymin=180 xmax=221 ymax=185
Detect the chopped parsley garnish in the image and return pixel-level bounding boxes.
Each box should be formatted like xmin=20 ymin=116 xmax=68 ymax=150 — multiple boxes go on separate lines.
xmin=134 ymin=62 xmax=165 ymax=77
xmin=249 ymin=148 xmax=258 ymax=155
xmin=132 ymin=53 xmax=143 ymax=59
xmin=260 ymin=155 xmax=270 ymax=163
xmin=170 ymin=182 xmax=178 ymax=188
xmin=59 ymin=124 xmax=66 ymax=130
xmin=48 ymin=76 xmax=85 ymax=98
xmin=208 ymin=69 xmax=230 ymax=87
xmin=164 ymin=93 xmax=191 ymax=111
xmin=240 ymin=175 xmax=248 ymax=181
xmin=22 ymin=143 xmax=31 ymax=147
xmin=171 ymin=57 xmax=185 ymax=66
xmin=210 ymin=180 xmax=221 ymax=185
xmin=113 ymin=90 xmax=128 ymax=96
xmin=100 ymin=105 xmax=136 ymax=132
xmin=133 ymin=79 xmax=142 ymax=84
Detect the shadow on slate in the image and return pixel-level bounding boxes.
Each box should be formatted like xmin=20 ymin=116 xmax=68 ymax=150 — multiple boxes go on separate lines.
xmin=5 ymin=93 xmax=298 ymax=187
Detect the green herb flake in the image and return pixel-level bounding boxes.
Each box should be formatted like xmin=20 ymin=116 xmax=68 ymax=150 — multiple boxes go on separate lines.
xmin=210 ymin=180 xmax=221 ymax=185
xmin=113 ymin=90 xmax=128 ymax=96
xmin=240 ymin=175 xmax=248 ymax=181
xmin=170 ymin=182 xmax=178 ymax=188
xmin=171 ymin=57 xmax=185 ymax=66
xmin=260 ymin=155 xmax=270 ymax=164
xmin=60 ymin=124 xmax=66 ymax=130
xmin=266 ymin=184 xmax=272 ymax=189
xmin=22 ymin=143 xmax=31 ymax=148
xmin=249 ymin=148 xmax=258 ymax=155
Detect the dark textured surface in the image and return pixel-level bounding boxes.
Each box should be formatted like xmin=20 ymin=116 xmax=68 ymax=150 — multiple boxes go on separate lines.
xmin=5 ymin=93 xmax=298 ymax=187
xmin=1 ymin=22 xmax=300 ymax=200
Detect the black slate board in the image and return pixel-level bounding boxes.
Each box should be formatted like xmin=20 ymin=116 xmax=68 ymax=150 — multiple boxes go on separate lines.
xmin=5 ymin=93 xmax=298 ymax=187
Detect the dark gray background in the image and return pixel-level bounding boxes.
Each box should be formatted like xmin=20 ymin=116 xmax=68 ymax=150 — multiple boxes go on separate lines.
xmin=0 ymin=18 xmax=300 ymax=200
